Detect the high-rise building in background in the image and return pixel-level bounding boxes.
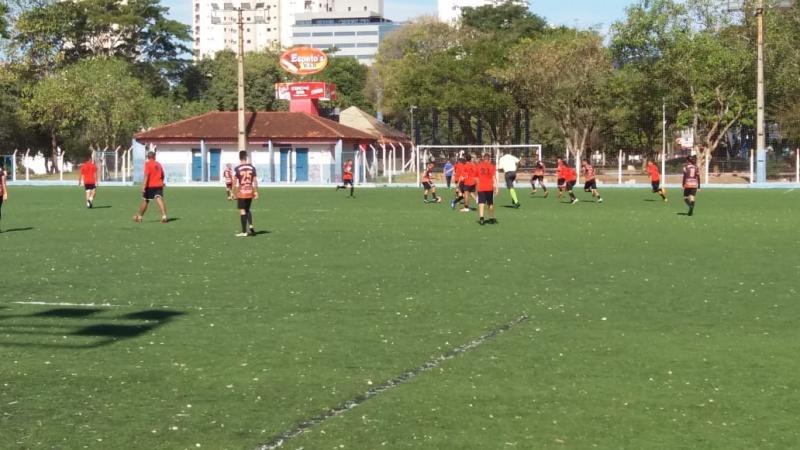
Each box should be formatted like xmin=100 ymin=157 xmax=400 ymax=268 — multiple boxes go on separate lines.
xmin=438 ymin=0 xmax=528 ymax=24
xmin=192 ymin=0 xmax=399 ymax=62
xmin=290 ymin=0 xmax=400 ymax=65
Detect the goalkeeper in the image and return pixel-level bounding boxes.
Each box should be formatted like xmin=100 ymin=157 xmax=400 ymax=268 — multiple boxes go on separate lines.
xmin=497 ymin=151 xmax=521 ymax=208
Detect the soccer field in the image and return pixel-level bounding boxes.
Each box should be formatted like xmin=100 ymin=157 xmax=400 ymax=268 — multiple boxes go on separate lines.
xmin=1 ymin=186 xmax=799 ymax=449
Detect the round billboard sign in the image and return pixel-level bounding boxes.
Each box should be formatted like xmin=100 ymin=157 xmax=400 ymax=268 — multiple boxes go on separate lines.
xmin=279 ymin=47 xmax=329 ymax=76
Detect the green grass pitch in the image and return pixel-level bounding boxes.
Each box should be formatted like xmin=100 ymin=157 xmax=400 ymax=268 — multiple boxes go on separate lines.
xmin=1 ymin=186 xmax=800 ymax=449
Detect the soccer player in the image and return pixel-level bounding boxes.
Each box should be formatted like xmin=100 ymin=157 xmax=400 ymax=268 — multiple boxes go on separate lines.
xmin=134 ymin=151 xmax=168 ymax=223
xmin=421 ymin=161 xmax=442 ymax=203
xmin=0 ymin=162 xmax=7 ymax=232
xmin=556 ymin=158 xmax=567 ymax=199
xmin=647 ymin=160 xmax=667 ymax=201
xmin=459 ymin=154 xmax=478 ymax=212
xmin=530 ymin=159 xmax=548 ymax=197
xmin=336 ymin=158 xmax=354 ymax=197
xmin=581 ymin=159 xmax=603 ymax=203
xmin=78 ymin=157 xmax=98 ymax=208
xmin=234 ymin=151 xmax=259 ymax=236
xmin=476 ymin=152 xmax=498 ymax=225
xmin=682 ymin=155 xmax=700 ymax=216
xmin=443 ymin=159 xmax=454 ymax=189
xmin=223 ymin=163 xmax=234 ymax=200
xmin=450 ymin=156 xmax=466 ymax=209
xmin=564 ymin=164 xmax=578 ymax=204
xmin=498 ymin=151 xmax=521 ymax=208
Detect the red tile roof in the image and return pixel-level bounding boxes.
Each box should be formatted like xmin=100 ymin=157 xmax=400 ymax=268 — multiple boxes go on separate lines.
xmin=135 ymin=111 xmax=376 ymax=144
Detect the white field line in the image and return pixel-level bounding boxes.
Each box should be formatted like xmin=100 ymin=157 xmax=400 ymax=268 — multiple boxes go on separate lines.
xmin=10 ymin=301 xmax=229 ymax=312
xmin=783 ymin=189 xmax=795 ymax=194
xmin=255 ymin=314 xmax=530 ymax=450
xmin=12 ymin=301 xmax=126 ymax=308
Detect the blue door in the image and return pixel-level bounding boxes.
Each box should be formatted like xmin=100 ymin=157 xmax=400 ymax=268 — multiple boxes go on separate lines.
xmin=192 ymin=149 xmax=202 ymax=181
xmin=295 ymin=149 xmax=308 ymax=182
xmin=209 ymin=149 xmax=221 ymax=181
xmin=279 ymin=149 xmax=290 ymax=182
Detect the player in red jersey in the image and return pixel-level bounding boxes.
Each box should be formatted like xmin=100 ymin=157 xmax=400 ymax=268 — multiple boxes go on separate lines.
xmin=459 ymin=154 xmax=478 ymax=212
xmin=223 ymin=163 xmax=234 ymax=200
xmin=646 ymin=161 xmax=667 ymax=201
xmin=234 ymin=151 xmax=259 ymax=236
xmin=336 ymin=159 xmax=354 ymax=197
xmin=421 ymin=161 xmax=442 ymax=203
xmin=134 ymin=151 xmax=168 ymax=223
xmin=530 ymin=159 xmax=548 ymax=197
xmin=476 ymin=153 xmax=498 ymax=225
xmin=564 ymin=164 xmax=578 ymax=204
xmin=581 ymin=159 xmax=603 ymax=203
xmin=556 ymin=158 xmax=567 ymax=199
xmin=78 ymin=157 xmax=98 ymax=208
xmin=682 ymin=155 xmax=700 ymax=216
xmin=0 ymin=162 xmax=7 ymax=232
xmin=450 ymin=156 xmax=466 ymax=210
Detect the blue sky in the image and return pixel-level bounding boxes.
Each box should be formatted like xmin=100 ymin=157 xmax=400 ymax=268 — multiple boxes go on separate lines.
xmin=163 ymin=0 xmax=635 ymax=35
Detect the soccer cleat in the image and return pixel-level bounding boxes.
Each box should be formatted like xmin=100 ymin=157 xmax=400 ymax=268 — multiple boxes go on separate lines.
xmin=423 ymin=199 xmax=429 ymax=204
xmin=571 ymin=198 xmax=579 ymax=204
xmin=160 ymin=216 xmax=168 ymax=223
xmin=450 ymin=200 xmax=456 ymax=209
xmin=460 ymin=208 xmax=470 ymax=212
xmin=435 ymin=197 xmax=442 ymax=203
xmin=544 ymin=191 xmax=549 ymax=198
xmin=235 ymin=232 xmax=249 ymax=237
xmin=598 ymin=198 xmax=603 ymax=204
xmin=688 ymin=208 xmax=694 ymax=217
xmin=479 ymin=218 xmax=485 ymax=225
xmin=663 ymin=198 xmax=668 ymax=202
xmin=133 ymin=215 xmax=142 ymax=223
xmin=488 ymin=218 xmax=497 ymax=224
xmin=86 ymin=201 xmax=91 ymax=208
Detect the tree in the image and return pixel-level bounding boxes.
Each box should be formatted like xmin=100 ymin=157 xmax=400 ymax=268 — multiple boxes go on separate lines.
xmin=10 ymin=0 xmax=190 ymax=74
xmin=372 ymin=6 xmax=546 ymax=145
xmin=0 ymin=1 xmax=9 ymax=38
xmin=19 ymin=58 xmax=155 ymax=168
xmin=502 ymin=30 xmax=612 ymax=164
xmin=181 ymin=50 xmax=285 ymax=112
xmin=308 ymin=55 xmax=371 ymax=112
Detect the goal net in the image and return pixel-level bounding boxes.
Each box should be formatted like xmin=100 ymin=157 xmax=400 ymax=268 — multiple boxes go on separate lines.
xmin=415 ymin=144 xmax=543 ymax=186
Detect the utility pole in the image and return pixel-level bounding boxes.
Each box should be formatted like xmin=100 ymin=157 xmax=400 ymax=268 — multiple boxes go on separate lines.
xmin=236 ymin=7 xmax=247 ymax=153
xmin=755 ymin=0 xmax=766 ymax=183
xmin=662 ymin=98 xmax=667 ymax=181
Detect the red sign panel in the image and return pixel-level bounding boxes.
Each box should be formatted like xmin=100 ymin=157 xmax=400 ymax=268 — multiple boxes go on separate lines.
xmin=275 ymin=82 xmax=337 ymax=101
xmin=279 ymin=47 xmax=329 ymax=76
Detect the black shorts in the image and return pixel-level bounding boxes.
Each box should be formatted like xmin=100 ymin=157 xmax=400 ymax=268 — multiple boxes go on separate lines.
xmin=457 ymin=181 xmax=465 ymax=192
xmin=143 ymin=187 xmax=164 ymax=201
xmin=226 ymin=183 xmax=233 ymax=189
xmin=557 ymin=177 xmax=566 ymax=187
xmin=584 ymin=180 xmax=597 ymax=191
xmin=342 ymin=178 xmax=353 ymax=186
xmin=504 ymin=171 xmax=517 ymax=188
xmin=531 ymin=175 xmax=544 ymax=183
xmin=422 ymin=181 xmax=434 ymax=190
xmin=462 ymin=184 xmax=476 ymax=193
xmin=566 ymin=180 xmax=577 ymax=190
xmin=237 ymin=198 xmax=253 ymax=210
xmin=651 ymin=180 xmax=661 ymax=192
xmin=683 ymin=188 xmax=697 ymax=197
xmin=478 ymin=191 xmax=494 ymax=205
xmin=85 ymin=184 xmax=96 ymax=191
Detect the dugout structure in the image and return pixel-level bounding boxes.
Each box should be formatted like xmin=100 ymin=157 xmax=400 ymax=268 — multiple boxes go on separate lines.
xmin=415 ymin=144 xmax=543 ymax=186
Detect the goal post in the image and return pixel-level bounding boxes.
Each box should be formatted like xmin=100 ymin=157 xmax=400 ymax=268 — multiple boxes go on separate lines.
xmin=415 ymin=144 xmax=543 ymax=186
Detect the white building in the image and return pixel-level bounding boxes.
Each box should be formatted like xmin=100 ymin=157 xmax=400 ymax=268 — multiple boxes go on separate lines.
xmin=438 ymin=0 xmax=528 ymax=24
xmin=133 ymin=111 xmax=375 ymax=184
xmin=290 ymin=0 xmax=400 ymax=65
xmin=192 ymin=0 xmax=388 ymax=59
xmin=290 ymin=16 xmax=399 ymax=65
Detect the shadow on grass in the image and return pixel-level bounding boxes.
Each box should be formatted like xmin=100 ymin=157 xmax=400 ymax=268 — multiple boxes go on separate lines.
xmin=251 ymin=230 xmax=271 ymax=236
xmin=0 ymin=307 xmax=186 ymax=349
xmin=164 ymin=217 xmax=180 ymax=223
xmin=643 ymin=199 xmax=657 ymax=202
xmin=676 ymin=212 xmax=691 ymax=216
xmin=91 ymin=205 xmax=112 ymax=209
xmin=1 ymin=227 xmax=34 ymax=233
